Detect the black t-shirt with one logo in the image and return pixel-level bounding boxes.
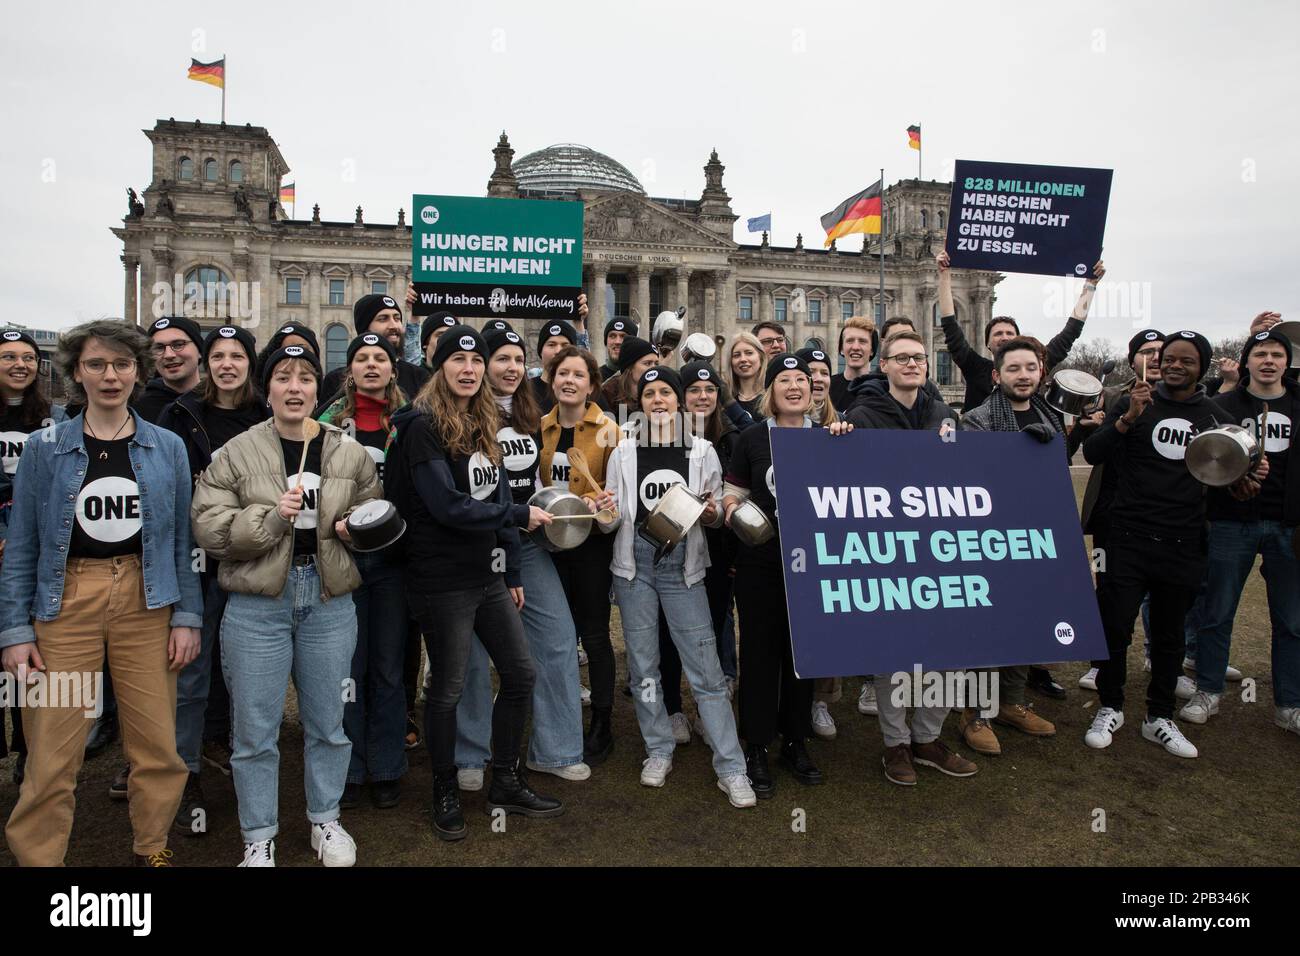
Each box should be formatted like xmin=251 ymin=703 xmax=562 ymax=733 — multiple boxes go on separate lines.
xmin=497 ymin=425 xmax=540 ymax=504
xmin=0 ymin=404 xmax=46 ymax=491
xmin=635 ymin=442 xmax=689 ymax=524
xmin=355 ymin=428 xmax=388 ymax=483
xmin=280 ymin=434 xmax=323 ymax=557
xmin=727 ymin=424 xmax=782 ymax=568
xmin=1242 ymin=390 xmax=1293 ymax=522
xmin=549 ymin=426 xmax=574 ymax=492
xmin=71 ymin=436 xmax=142 ymax=559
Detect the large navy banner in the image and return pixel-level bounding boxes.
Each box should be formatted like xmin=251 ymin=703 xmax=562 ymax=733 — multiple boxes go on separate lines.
xmin=771 ymin=427 xmax=1105 ymax=677
xmin=944 ymin=159 xmax=1113 ymax=277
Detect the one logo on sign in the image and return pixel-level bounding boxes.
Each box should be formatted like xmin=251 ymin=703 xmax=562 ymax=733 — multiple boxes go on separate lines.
xmin=1252 ymin=410 xmax=1292 ymax=454
xmin=77 ymin=476 xmax=142 ymax=543
xmin=497 ymin=427 xmax=539 ymax=473
xmin=467 ymin=451 xmax=499 ymax=500
xmin=1151 ymin=417 xmax=1194 ymax=460
xmin=219 ymin=327 xmax=237 ymax=337
xmin=154 ymin=318 xmax=170 ymax=329
xmin=549 ymin=325 xmax=562 ymax=336
xmin=1054 ymin=621 xmax=1076 ymax=645
xmin=639 ymin=468 xmax=685 ymax=511
xmin=1254 ymin=331 xmax=1270 ymax=342
xmin=458 ymin=335 xmax=476 ymax=351
xmin=1075 ymin=264 xmax=1087 ymax=276
xmin=421 ymin=206 xmax=439 ymax=225
xmin=363 ymin=334 xmax=380 ymax=346
xmin=644 ymin=369 xmax=659 ymax=382
xmin=614 ymin=322 xmax=625 ymax=331
xmin=284 ymin=345 xmax=305 ymax=357
xmin=281 ymin=326 xmax=296 ymax=334
xmin=783 ymin=357 xmax=798 ymax=369
xmin=1144 ymin=331 xmax=1159 ymax=341
xmin=811 ymin=350 xmax=826 ymax=362
xmin=2 ymin=331 xmax=20 ymax=341
xmin=382 ymin=296 xmax=396 ymax=308
xmin=489 ymin=288 xmax=507 ymax=313
xmin=697 ymin=368 xmax=710 ymax=380
xmin=505 ymin=332 xmax=520 ymax=344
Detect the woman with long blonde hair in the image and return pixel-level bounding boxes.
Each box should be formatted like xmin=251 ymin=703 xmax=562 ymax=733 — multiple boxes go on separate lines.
xmin=386 ymin=326 xmax=559 ymax=842
xmin=726 ymin=331 xmax=767 ymax=420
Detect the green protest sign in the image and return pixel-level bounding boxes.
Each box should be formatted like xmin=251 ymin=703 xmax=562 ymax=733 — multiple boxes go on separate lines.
xmin=410 ymin=194 xmax=584 ymax=321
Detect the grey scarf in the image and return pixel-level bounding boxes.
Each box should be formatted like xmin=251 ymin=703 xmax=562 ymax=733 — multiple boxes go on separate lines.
xmin=987 ymin=388 xmax=1063 ymax=434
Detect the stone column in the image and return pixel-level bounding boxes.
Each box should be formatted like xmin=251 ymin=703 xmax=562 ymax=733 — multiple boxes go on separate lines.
xmin=759 ymin=282 xmax=774 ymax=326
xmin=307 ymin=263 xmax=323 ymax=336
xmin=230 ymin=252 xmax=251 ymax=325
xmin=917 ymin=284 xmax=935 ymax=358
xmin=122 ymin=254 xmax=140 ymax=327
xmin=588 ymin=263 xmax=608 ymax=331
xmin=712 ymin=270 xmax=732 ymax=338
xmin=673 ymin=266 xmax=691 ymax=313
xmin=826 ymin=287 xmax=842 ymax=359
xmin=350 ymin=264 xmax=366 ymax=307
xmin=971 ymin=287 xmax=991 ymax=357
xmin=634 ymin=265 xmax=651 ymax=324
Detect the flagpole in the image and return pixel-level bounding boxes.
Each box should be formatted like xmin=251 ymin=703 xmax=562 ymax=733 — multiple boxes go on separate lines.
xmin=879 ymin=167 xmax=885 ymax=327
xmin=221 ymin=54 xmax=226 ymax=123
xmin=917 ymin=124 xmax=922 ymax=180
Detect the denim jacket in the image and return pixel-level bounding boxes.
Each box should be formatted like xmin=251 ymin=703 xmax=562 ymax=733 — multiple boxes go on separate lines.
xmin=0 ymin=410 xmax=204 ymax=648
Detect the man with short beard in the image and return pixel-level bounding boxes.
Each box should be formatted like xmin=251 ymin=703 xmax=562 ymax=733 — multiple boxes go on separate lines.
xmin=319 ymin=294 xmax=430 ymax=409
xmin=1183 ymin=329 xmax=1299 ymax=736
xmin=959 ymin=337 xmax=1064 ymax=753
xmin=1081 ymin=331 xmax=1255 ymax=759
xmin=599 ymin=318 xmax=637 ymax=382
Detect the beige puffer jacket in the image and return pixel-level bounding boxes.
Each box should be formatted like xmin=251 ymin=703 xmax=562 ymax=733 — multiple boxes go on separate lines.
xmin=191 ymin=419 xmax=380 ymax=600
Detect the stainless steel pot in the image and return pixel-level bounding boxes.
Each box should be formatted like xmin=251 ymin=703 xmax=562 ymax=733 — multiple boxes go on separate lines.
xmin=651 ymin=307 xmax=686 ymax=355
xmin=528 ymin=487 xmax=592 ymax=552
xmin=1185 ymin=425 xmax=1262 ymax=487
xmin=1044 ymin=369 xmax=1104 ymax=417
xmin=680 ymin=332 xmax=717 ymax=364
xmin=637 ymin=482 xmax=707 ymax=563
xmin=730 ymin=499 xmax=774 ymax=547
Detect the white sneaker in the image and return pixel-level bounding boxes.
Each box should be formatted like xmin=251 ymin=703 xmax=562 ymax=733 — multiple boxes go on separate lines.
xmin=811 ymin=701 xmax=837 ymax=739
xmin=1275 ymin=707 xmax=1300 ymax=737
xmin=640 ymin=755 xmax=672 ymax=787
xmin=717 ymin=772 xmax=757 ymax=808
xmin=577 ymin=643 xmax=588 ymax=666
xmin=1225 ymin=663 xmax=1243 ymax=682
xmin=1179 ymin=690 xmax=1220 ymax=725
xmin=526 ymin=760 xmax=591 ymax=781
xmin=238 ymin=839 xmax=275 ymax=867
xmin=1175 ymin=675 xmax=1196 ymax=700
xmin=669 ymin=712 xmax=691 ymax=745
xmin=857 ymin=682 xmax=878 ymax=715
xmin=1078 ymin=667 xmax=1098 ymax=691
xmin=311 ymin=819 xmax=357 ymax=867
xmin=580 ymin=685 xmax=591 ymax=707
xmin=457 ymin=767 xmax=484 ymax=791
xmin=1142 ymin=716 xmax=1198 ymax=758
xmin=1084 ymin=707 xmax=1124 ymax=749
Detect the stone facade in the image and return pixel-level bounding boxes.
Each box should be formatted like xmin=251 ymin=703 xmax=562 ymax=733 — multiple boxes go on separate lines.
xmin=113 ymin=120 xmax=1002 ymax=403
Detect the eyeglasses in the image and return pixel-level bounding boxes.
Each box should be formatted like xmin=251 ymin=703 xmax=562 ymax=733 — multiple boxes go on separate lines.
xmin=0 ymin=353 xmax=38 ymax=366
xmin=1134 ymin=348 xmax=1162 ymax=361
xmin=759 ymin=337 xmax=786 ymax=347
xmin=80 ymin=358 xmax=137 ymax=375
xmin=150 ymin=340 xmax=194 ymax=356
xmin=888 ymin=354 xmax=929 ymax=366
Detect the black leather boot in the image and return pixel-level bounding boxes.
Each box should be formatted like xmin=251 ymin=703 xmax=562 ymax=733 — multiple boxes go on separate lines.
xmin=486 ymin=762 xmax=565 ymax=818
xmin=583 ymin=707 xmax=614 ymax=765
xmin=431 ymin=772 xmax=466 ymax=841
xmin=780 ymin=736 xmax=825 ymax=785
xmin=745 ymin=744 xmax=774 ymax=799
xmin=172 ymin=772 xmax=208 ymax=838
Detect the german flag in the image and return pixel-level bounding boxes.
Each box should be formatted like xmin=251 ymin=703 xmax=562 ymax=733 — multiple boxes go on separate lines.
xmin=279 ymin=182 xmax=295 ymax=205
xmin=907 ymin=125 xmax=921 ymax=150
xmin=187 ymin=57 xmax=225 ymax=89
xmin=821 ymin=180 xmax=882 ymax=247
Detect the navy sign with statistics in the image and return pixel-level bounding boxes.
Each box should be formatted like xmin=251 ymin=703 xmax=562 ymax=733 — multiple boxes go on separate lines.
xmin=944 ymin=159 xmax=1113 ymax=277
xmin=771 ymin=428 xmax=1104 ymax=677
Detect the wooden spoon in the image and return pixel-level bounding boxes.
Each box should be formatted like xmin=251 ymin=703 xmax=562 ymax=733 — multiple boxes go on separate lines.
xmin=291 ymin=418 xmax=321 ymax=526
xmin=565 ymin=447 xmax=601 ymax=494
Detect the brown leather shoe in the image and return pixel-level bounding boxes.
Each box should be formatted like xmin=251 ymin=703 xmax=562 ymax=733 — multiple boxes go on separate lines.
xmin=958 ymin=708 xmax=1001 ymax=755
xmin=881 ymin=744 xmax=916 ymax=786
xmin=133 ymin=848 xmax=174 ymax=867
xmin=911 ymin=739 xmax=978 ymax=777
xmin=995 ymin=702 xmax=1057 ymax=736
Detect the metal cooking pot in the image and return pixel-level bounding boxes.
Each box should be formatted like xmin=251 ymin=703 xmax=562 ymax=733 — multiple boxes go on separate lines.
xmin=652 ymin=307 xmax=686 ymax=355
xmin=1273 ymin=320 xmax=1300 ymax=368
xmin=347 ymin=499 xmax=407 ymax=553
xmin=637 ymin=482 xmax=707 ymax=563
xmin=1044 ymin=369 xmax=1104 ymax=417
xmin=680 ymin=332 xmax=717 ymax=364
xmin=1185 ymin=425 xmax=1262 ymax=487
xmin=528 ymin=487 xmax=592 ymax=552
xmin=730 ymin=499 xmax=774 ymax=547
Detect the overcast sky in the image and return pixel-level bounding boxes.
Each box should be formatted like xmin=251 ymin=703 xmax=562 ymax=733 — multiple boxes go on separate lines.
xmin=2 ymin=0 xmax=1294 ymax=347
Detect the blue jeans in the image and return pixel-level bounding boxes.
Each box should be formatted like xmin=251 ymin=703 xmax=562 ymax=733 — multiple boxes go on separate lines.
xmin=456 ymin=537 xmax=583 ymax=769
xmin=1196 ymin=520 xmax=1300 ymax=704
xmin=175 ymin=574 xmax=225 ymax=773
xmin=613 ymin=537 xmax=746 ymax=779
xmin=344 ymin=550 xmax=410 ymax=784
xmin=221 ymin=564 xmax=357 ymax=843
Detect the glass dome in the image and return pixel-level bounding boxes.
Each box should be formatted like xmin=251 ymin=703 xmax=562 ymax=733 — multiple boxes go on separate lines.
xmin=513 ymin=143 xmax=645 ymax=195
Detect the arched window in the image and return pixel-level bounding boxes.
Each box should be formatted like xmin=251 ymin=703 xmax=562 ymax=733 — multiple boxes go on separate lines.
xmin=179 ymin=157 xmax=194 ymax=181
xmin=324 ymin=323 xmax=350 ymax=373
xmin=938 ymin=210 xmax=946 ymax=231
xmin=932 ymin=301 xmax=959 ymax=326
xmin=203 ymin=159 xmax=218 ymax=182
xmin=920 ymin=209 xmax=929 ymax=229
xmin=184 ymin=265 xmax=229 ymax=303
xmin=229 ymin=160 xmax=243 ymax=183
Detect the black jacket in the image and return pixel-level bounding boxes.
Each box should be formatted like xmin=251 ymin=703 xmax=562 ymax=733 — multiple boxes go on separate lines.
xmin=941 ymin=313 xmax=1084 ymax=411
xmin=1082 ymin=383 xmax=1227 ymax=539
xmin=1208 ymin=379 xmax=1300 ymax=526
xmin=132 ymin=376 xmax=196 ymax=425
xmin=317 ymin=360 xmax=429 ymax=415
xmin=845 ymin=387 xmax=957 ymax=432
xmin=157 ymin=391 xmax=270 ymax=488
